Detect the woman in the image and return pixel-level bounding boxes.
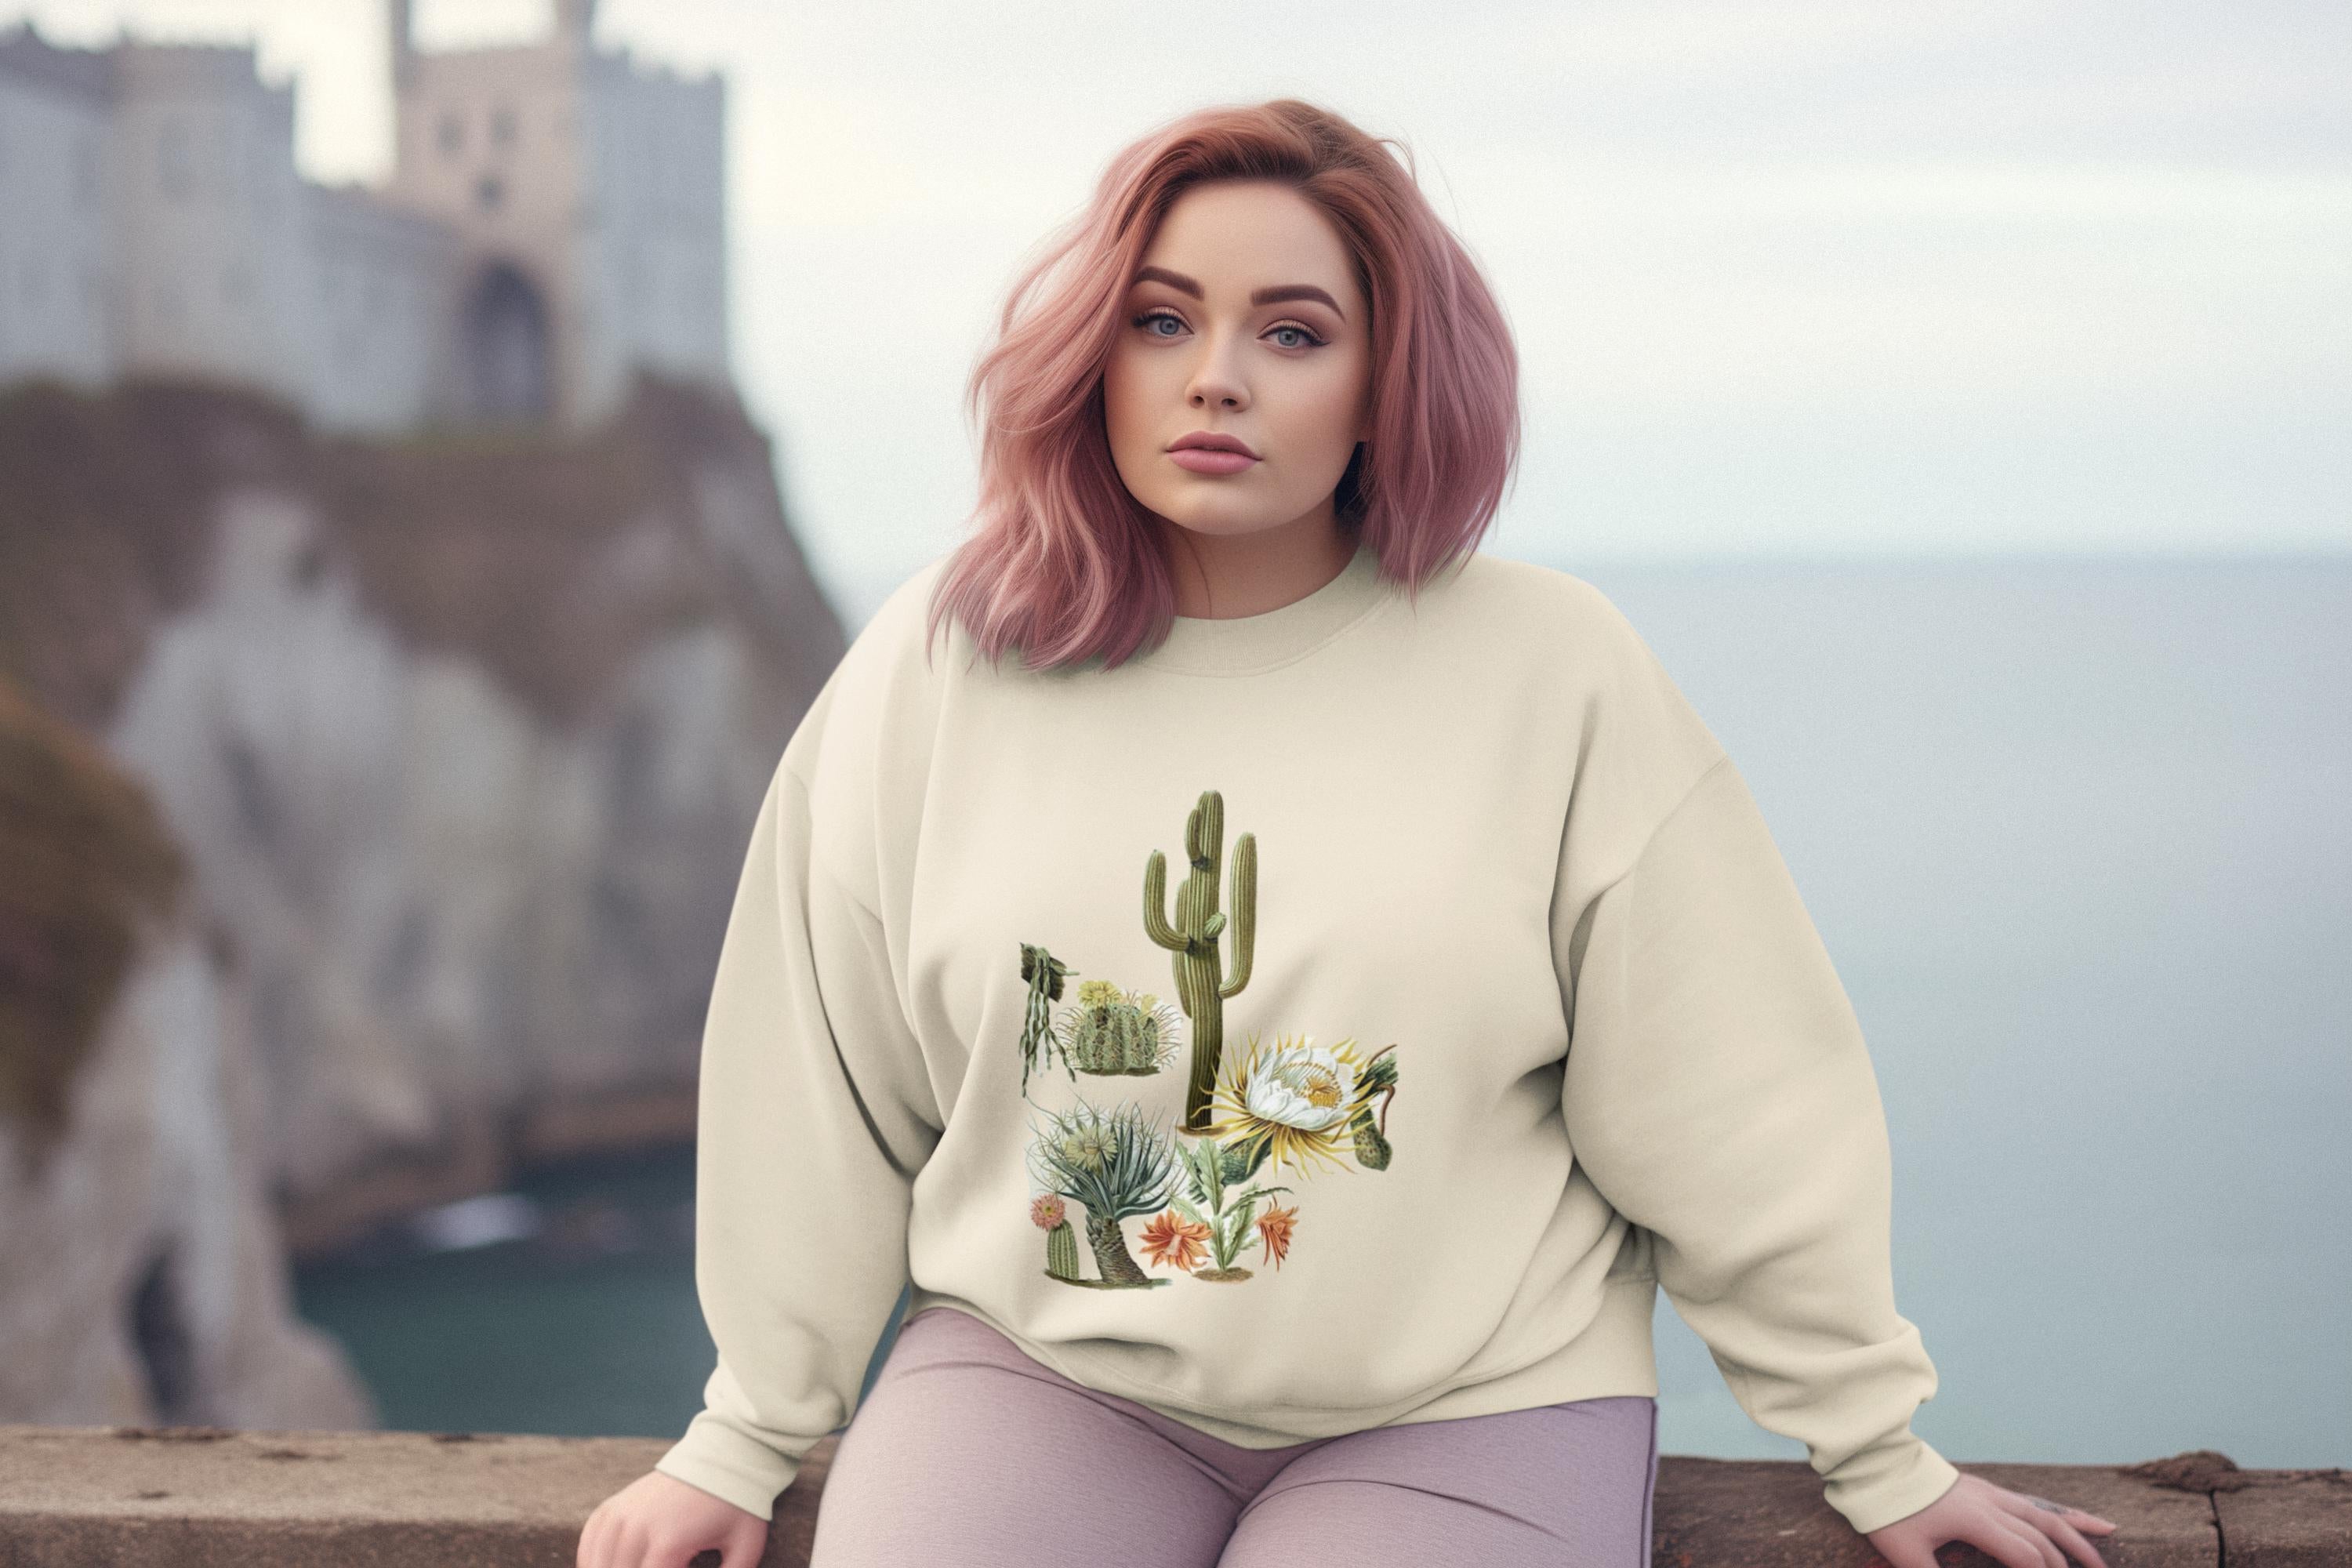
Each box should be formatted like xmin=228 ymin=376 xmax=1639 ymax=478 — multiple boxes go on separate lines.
xmin=579 ymin=100 xmax=2119 ymax=1568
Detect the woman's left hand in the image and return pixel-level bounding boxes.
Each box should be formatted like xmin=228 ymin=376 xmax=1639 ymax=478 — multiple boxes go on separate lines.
xmin=1866 ymin=1471 xmax=2119 ymax=1568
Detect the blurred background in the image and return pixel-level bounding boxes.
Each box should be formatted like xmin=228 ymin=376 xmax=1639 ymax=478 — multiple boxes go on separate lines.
xmin=0 ymin=0 xmax=2343 ymax=1486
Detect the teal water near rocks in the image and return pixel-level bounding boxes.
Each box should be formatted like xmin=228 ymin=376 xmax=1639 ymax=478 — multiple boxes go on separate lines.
xmin=292 ymin=1144 xmax=902 ymax=1442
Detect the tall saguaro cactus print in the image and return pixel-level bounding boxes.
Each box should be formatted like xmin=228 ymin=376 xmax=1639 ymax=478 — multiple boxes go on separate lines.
xmin=1143 ymin=789 xmax=1257 ymax=1134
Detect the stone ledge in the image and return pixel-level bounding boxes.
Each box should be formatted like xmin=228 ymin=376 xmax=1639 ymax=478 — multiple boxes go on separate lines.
xmin=0 ymin=1424 xmax=2344 ymax=1566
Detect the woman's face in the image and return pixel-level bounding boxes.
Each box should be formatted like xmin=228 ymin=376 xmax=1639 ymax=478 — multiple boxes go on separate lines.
xmin=1102 ymin=180 xmax=1373 ymax=546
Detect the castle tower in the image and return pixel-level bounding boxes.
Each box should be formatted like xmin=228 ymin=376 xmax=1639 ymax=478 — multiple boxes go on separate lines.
xmin=379 ymin=0 xmax=727 ymax=431
xmin=554 ymin=0 xmax=600 ymax=45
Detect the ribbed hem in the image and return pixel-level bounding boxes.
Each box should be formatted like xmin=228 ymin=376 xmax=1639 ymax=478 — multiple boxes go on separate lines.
xmin=1824 ymin=1437 xmax=1964 ymax=1536
xmin=905 ymin=1270 xmax=1663 ymax=1449
xmin=652 ymin=1412 xmax=808 ymax=1523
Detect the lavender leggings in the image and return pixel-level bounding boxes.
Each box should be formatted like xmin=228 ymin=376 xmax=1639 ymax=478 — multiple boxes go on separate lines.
xmin=809 ymin=1305 xmax=1660 ymax=1567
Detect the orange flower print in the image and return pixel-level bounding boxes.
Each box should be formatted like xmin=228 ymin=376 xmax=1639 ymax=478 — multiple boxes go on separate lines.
xmin=1138 ymin=1208 xmax=1211 ymax=1272
xmin=1255 ymin=1202 xmax=1298 ymax=1270
xmin=1030 ymin=1193 xmax=1066 ymax=1229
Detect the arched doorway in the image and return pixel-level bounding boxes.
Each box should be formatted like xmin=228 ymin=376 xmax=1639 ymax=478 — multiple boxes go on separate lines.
xmin=462 ymin=260 xmax=550 ymax=423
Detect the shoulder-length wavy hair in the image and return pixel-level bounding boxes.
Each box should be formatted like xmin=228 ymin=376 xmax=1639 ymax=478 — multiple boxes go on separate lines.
xmin=924 ymin=98 xmax=1519 ymax=673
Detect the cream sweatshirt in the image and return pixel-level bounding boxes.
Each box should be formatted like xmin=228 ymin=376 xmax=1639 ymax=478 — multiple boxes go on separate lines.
xmin=652 ymin=535 xmax=1962 ymax=1537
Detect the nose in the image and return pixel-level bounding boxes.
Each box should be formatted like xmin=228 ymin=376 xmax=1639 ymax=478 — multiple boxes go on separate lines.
xmin=1185 ymin=334 xmax=1249 ymax=413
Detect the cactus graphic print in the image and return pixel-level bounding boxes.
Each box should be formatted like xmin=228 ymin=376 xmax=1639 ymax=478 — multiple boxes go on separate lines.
xmin=1020 ymin=788 xmax=1402 ymax=1289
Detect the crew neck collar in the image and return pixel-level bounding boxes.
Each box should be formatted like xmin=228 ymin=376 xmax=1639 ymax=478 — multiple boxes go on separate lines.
xmin=1131 ymin=533 xmax=1393 ymax=677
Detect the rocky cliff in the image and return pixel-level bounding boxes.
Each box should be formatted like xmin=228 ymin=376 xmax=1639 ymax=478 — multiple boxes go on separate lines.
xmin=0 ymin=368 xmax=847 ymax=1286
xmin=0 ymin=673 xmax=375 ymax=1428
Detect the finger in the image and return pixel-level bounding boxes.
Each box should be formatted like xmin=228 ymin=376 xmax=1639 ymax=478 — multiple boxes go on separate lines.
xmin=715 ymin=1523 xmax=762 ymax=1568
xmin=2016 ymin=1490 xmax=2118 ymax=1531
xmin=2045 ymin=1518 xmax=2111 ymax=1568
xmin=1976 ymin=1515 xmax=2064 ymax=1568
xmin=1873 ymin=1538 xmax=1942 ymax=1568
xmin=2002 ymin=1494 xmax=2113 ymax=1568
xmin=576 ymin=1508 xmax=609 ymax=1568
xmin=718 ymin=1518 xmax=768 ymax=1568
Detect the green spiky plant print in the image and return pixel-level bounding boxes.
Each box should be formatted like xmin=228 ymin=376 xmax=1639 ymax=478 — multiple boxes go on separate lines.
xmin=1150 ymin=1132 xmax=1294 ymax=1282
xmin=1025 ymin=1097 xmax=1178 ymax=1289
xmin=1143 ymin=789 xmax=1255 ymax=1134
xmin=1056 ymin=978 xmax=1182 ymax=1076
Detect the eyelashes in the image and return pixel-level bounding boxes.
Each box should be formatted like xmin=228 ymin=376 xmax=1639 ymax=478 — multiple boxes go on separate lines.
xmin=1131 ymin=309 xmax=1328 ymax=350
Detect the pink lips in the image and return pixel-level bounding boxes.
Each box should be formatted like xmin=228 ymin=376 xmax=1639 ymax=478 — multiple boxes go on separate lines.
xmin=1169 ymin=448 xmax=1258 ymax=475
xmin=1167 ymin=431 xmax=1260 ymax=476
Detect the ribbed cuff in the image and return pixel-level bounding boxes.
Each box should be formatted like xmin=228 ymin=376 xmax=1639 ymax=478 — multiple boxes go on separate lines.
xmin=1825 ymin=1436 xmax=1964 ymax=1537
xmin=652 ymin=1412 xmax=805 ymax=1523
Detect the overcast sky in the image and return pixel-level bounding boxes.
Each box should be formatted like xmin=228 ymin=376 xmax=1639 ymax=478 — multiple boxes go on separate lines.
xmin=7 ymin=0 xmax=2347 ymax=609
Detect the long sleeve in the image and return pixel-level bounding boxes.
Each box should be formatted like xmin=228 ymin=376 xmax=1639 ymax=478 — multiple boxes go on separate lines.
xmin=1559 ymin=752 xmax=1962 ymax=1537
xmin=652 ymin=756 xmax=942 ymax=1521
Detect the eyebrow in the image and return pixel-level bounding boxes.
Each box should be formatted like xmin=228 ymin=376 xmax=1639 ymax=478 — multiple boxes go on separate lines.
xmin=1131 ymin=265 xmax=1345 ymax=320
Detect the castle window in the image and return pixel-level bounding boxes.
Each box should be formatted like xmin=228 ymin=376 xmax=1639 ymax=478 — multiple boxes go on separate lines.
xmin=476 ymin=173 xmax=505 ymax=212
xmin=437 ymin=110 xmax=464 ymax=158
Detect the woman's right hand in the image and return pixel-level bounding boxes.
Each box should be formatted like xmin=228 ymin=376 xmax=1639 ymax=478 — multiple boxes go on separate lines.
xmin=577 ymin=1468 xmax=770 ymax=1568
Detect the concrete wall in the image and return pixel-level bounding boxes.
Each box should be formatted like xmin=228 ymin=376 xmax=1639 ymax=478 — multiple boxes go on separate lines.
xmin=109 ymin=43 xmax=312 ymax=408
xmin=579 ymin=49 xmax=730 ymax=416
xmin=0 ymin=25 xmax=114 ymax=389
xmin=304 ymin=181 xmax=457 ymax=435
xmin=1 ymin=1426 xmax=2343 ymax=1566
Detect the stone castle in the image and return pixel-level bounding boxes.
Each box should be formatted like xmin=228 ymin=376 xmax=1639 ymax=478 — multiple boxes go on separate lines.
xmin=0 ymin=0 xmax=730 ymax=434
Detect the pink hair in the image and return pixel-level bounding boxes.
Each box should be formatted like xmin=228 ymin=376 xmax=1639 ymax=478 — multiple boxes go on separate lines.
xmin=924 ymin=98 xmax=1521 ymax=673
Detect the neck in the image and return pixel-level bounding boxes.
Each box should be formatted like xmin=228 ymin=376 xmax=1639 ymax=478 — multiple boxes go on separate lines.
xmin=1161 ymin=514 xmax=1357 ymax=621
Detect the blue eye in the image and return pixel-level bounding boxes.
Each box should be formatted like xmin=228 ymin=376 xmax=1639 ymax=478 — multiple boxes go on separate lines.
xmin=1130 ymin=310 xmax=1327 ymax=350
